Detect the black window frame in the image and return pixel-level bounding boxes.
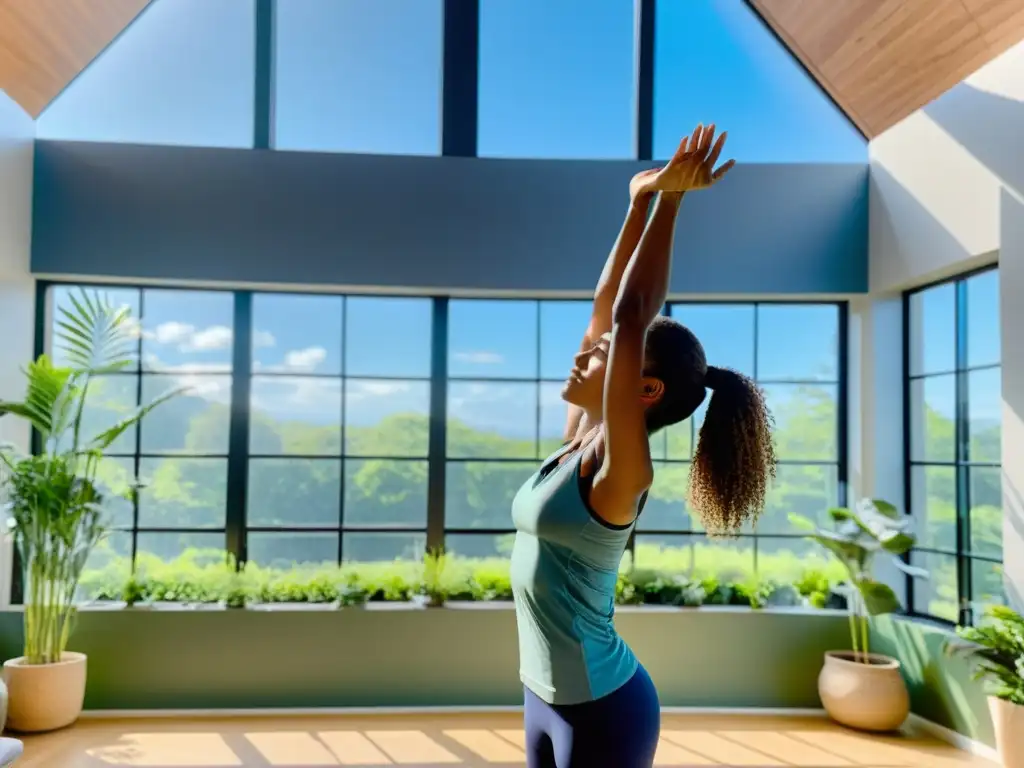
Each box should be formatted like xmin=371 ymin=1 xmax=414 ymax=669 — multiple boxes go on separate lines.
xmin=903 ymin=265 xmax=1003 ymax=627
xmin=14 ymin=284 xmax=848 ymax=602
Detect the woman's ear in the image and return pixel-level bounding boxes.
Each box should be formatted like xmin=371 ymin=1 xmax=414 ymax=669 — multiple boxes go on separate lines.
xmin=640 ymin=376 xmax=665 ymax=407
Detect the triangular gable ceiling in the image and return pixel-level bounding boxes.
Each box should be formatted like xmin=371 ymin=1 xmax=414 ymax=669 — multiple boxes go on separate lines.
xmin=0 ymin=0 xmax=151 ymax=117
xmin=749 ymin=0 xmax=1024 ymax=138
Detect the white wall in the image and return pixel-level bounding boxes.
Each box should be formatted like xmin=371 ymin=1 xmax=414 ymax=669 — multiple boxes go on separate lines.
xmin=0 ymin=90 xmax=35 ymax=608
xmin=869 ymin=41 xmax=1024 ymax=292
xmin=869 ymin=41 xmax=1024 ymax=611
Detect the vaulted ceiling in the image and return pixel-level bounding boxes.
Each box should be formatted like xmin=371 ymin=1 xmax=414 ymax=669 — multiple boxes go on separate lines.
xmin=1 ymin=0 xmax=1023 ymax=139
xmin=748 ymin=0 xmax=1024 ymax=137
xmin=0 ymin=0 xmax=150 ymax=117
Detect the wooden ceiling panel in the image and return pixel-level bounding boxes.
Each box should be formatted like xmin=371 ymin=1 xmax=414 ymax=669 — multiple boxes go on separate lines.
xmin=0 ymin=0 xmax=151 ymax=117
xmin=750 ymin=0 xmax=1024 ymax=137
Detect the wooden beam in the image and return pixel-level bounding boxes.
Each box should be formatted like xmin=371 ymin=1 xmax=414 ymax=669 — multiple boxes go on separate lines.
xmin=0 ymin=0 xmax=151 ymax=117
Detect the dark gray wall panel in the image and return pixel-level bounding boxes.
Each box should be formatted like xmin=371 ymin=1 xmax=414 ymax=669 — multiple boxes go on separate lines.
xmin=32 ymin=141 xmax=868 ymax=294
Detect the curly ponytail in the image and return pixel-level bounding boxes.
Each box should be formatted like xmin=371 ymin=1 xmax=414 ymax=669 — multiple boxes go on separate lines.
xmin=689 ymin=365 xmax=776 ymax=534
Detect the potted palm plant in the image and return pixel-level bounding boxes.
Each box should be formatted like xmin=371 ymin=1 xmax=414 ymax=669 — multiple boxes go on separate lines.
xmin=0 ymin=290 xmax=179 ymax=733
xmin=791 ymin=498 xmax=928 ymax=732
xmin=946 ymin=605 xmax=1024 ymax=768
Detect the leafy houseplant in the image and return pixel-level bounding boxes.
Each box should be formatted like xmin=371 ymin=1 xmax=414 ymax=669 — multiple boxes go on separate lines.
xmin=791 ymin=498 xmax=927 ymax=732
xmin=946 ymin=605 xmax=1024 ymax=767
xmin=0 ymin=290 xmax=180 ymax=733
xmin=423 ymin=549 xmax=448 ymax=608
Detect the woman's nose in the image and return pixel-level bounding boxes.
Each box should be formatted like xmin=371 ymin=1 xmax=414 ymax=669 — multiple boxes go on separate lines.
xmin=573 ymin=350 xmax=588 ymax=367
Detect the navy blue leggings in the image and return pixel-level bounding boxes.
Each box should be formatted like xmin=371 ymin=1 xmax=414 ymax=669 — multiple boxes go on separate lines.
xmin=524 ymin=666 xmax=661 ymax=768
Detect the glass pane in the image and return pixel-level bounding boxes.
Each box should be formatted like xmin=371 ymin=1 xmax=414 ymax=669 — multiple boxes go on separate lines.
xmin=762 ymin=384 xmax=837 ymax=461
xmin=971 ymin=559 xmax=1005 ymax=610
xmin=449 ymin=300 xmax=538 ymax=379
xmin=757 ymin=463 xmax=838 ymax=535
xmin=141 ymin=290 xmax=234 ymax=373
xmin=140 ymin=375 xmax=232 ymax=455
xmin=757 ymin=537 xmax=843 ymax=586
xmin=670 ymin=304 xmax=755 ymax=379
xmin=135 ymin=532 xmax=226 ymax=568
xmin=247 ymin=459 xmax=341 ymax=527
xmin=344 ymin=380 xmax=430 ymax=457
xmin=654 ymin=1 xmax=864 ymax=163
xmin=36 ymin=0 xmax=256 ymax=148
xmin=248 ymin=533 xmax=339 ymax=569
xmin=250 ymin=376 xmax=341 ymax=456
xmin=342 ymin=533 xmax=425 ymax=563
xmin=966 ymin=269 xmax=1000 ymax=368
xmin=757 ymin=305 xmax=839 ymax=381
xmin=446 ymin=533 xmax=517 ymax=562
xmin=80 ymin=530 xmax=133 ymax=600
xmin=95 ymin=457 xmax=136 ymax=529
xmin=447 ymin=382 xmax=538 ymax=458
xmin=51 ymin=286 xmax=140 ymax=369
xmin=137 ymin=458 xmax=227 ymax=528
xmin=539 ymin=382 xmax=569 ymax=458
xmin=59 ymin=374 xmax=139 ymax=455
xmin=665 ymin=417 xmax=693 ymax=461
xmin=637 ymin=463 xmax=692 ymax=532
xmin=252 ymin=294 xmax=342 ymax=375
xmin=478 ymin=0 xmax=634 ymax=159
xmin=909 ymin=283 xmax=956 ymax=376
xmin=344 ymin=459 xmax=428 ymax=528
xmin=910 ymin=465 xmax=957 ymax=551
xmin=910 ymin=551 xmax=958 ymax=622
xmin=634 ymin=534 xmax=755 ymax=584
xmin=539 ymin=301 xmax=591 ymax=380
xmin=274 ymin=0 xmax=443 ymax=155
xmin=969 ymin=466 xmax=1002 ymax=558
xmin=345 ymin=297 xmax=432 ymax=378
xmin=445 ymin=461 xmax=534 ymax=529
xmin=968 ymin=368 xmax=1002 ymax=463
xmin=909 ymin=376 xmax=956 ymax=462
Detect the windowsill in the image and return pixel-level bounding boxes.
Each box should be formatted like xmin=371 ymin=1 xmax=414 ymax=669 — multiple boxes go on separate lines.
xmin=2 ymin=601 xmax=851 ymax=616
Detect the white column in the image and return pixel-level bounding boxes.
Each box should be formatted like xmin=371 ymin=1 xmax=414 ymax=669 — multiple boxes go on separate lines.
xmin=0 ymin=91 xmax=35 ymax=609
xmin=848 ymin=294 xmax=906 ymax=603
xmin=1000 ymin=188 xmax=1024 ymax=611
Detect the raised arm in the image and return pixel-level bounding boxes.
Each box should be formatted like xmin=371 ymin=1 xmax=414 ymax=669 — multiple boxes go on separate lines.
xmin=562 ymin=172 xmax=659 ymax=442
xmin=590 ymin=125 xmax=734 ymax=526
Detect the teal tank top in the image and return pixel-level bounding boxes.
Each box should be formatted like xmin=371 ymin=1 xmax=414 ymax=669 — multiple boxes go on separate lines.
xmin=510 ymin=442 xmax=642 ymax=705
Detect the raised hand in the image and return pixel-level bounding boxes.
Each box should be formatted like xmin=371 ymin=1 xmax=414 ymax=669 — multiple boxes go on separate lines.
xmin=642 ymin=124 xmax=735 ymax=194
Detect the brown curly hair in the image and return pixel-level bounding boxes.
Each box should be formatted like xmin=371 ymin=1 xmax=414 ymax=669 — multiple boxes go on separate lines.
xmin=643 ymin=317 xmax=777 ymax=534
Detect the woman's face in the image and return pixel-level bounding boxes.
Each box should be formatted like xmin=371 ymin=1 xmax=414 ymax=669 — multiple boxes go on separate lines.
xmin=561 ymin=334 xmax=611 ymax=411
xmin=561 ymin=332 xmax=666 ymax=416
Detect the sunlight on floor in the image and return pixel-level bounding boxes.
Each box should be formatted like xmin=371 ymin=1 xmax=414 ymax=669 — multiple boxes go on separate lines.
xmin=65 ymin=723 xmax=993 ymax=768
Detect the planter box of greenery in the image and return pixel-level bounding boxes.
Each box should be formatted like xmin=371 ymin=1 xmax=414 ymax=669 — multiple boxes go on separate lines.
xmin=947 ymin=605 xmax=1024 ymax=768
xmin=792 ymin=498 xmax=928 ymax=732
xmin=0 ymin=291 xmax=179 ymax=733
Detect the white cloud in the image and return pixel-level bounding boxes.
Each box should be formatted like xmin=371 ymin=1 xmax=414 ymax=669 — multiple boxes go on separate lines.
xmin=253 ymin=330 xmax=276 ymax=348
xmin=454 ymin=350 xmax=504 ymax=365
xmin=148 ymin=321 xmax=194 ymax=345
xmin=185 ymin=325 xmax=233 ymax=351
xmin=283 ymin=346 xmax=327 ymax=372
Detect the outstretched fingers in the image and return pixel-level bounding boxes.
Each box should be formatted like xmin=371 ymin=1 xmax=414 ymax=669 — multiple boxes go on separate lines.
xmin=712 ymin=158 xmax=736 ymax=181
xmin=706 ymin=131 xmax=727 ymax=170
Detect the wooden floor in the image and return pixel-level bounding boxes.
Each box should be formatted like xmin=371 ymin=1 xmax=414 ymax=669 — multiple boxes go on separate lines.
xmin=14 ymin=712 xmax=995 ymax=767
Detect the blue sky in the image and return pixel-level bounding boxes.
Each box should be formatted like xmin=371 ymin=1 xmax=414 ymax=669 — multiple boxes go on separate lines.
xmin=37 ymin=0 xmax=866 ymax=162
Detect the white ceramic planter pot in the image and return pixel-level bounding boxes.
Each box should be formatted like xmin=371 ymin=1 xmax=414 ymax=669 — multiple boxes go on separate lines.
xmin=818 ymin=651 xmax=909 ymax=732
xmin=989 ymin=696 xmax=1024 ymax=768
xmin=3 ymin=652 xmax=87 ymax=733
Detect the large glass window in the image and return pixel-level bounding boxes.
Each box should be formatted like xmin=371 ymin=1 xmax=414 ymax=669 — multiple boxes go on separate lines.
xmin=905 ymin=268 xmax=1003 ymax=624
xmin=653 ymin=0 xmax=865 ymax=162
xmin=39 ymin=286 xmax=845 ymax=593
xmin=247 ymin=294 xmax=432 ymax=568
xmin=48 ymin=286 xmax=236 ymax=590
xmin=274 ymin=0 xmax=443 ymax=155
xmin=477 ymin=0 xmax=636 ymax=159
xmin=633 ymin=303 xmax=844 ymax=584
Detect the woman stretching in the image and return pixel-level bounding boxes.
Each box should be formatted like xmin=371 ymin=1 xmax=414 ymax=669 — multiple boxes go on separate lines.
xmin=510 ymin=124 xmax=777 ymax=768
